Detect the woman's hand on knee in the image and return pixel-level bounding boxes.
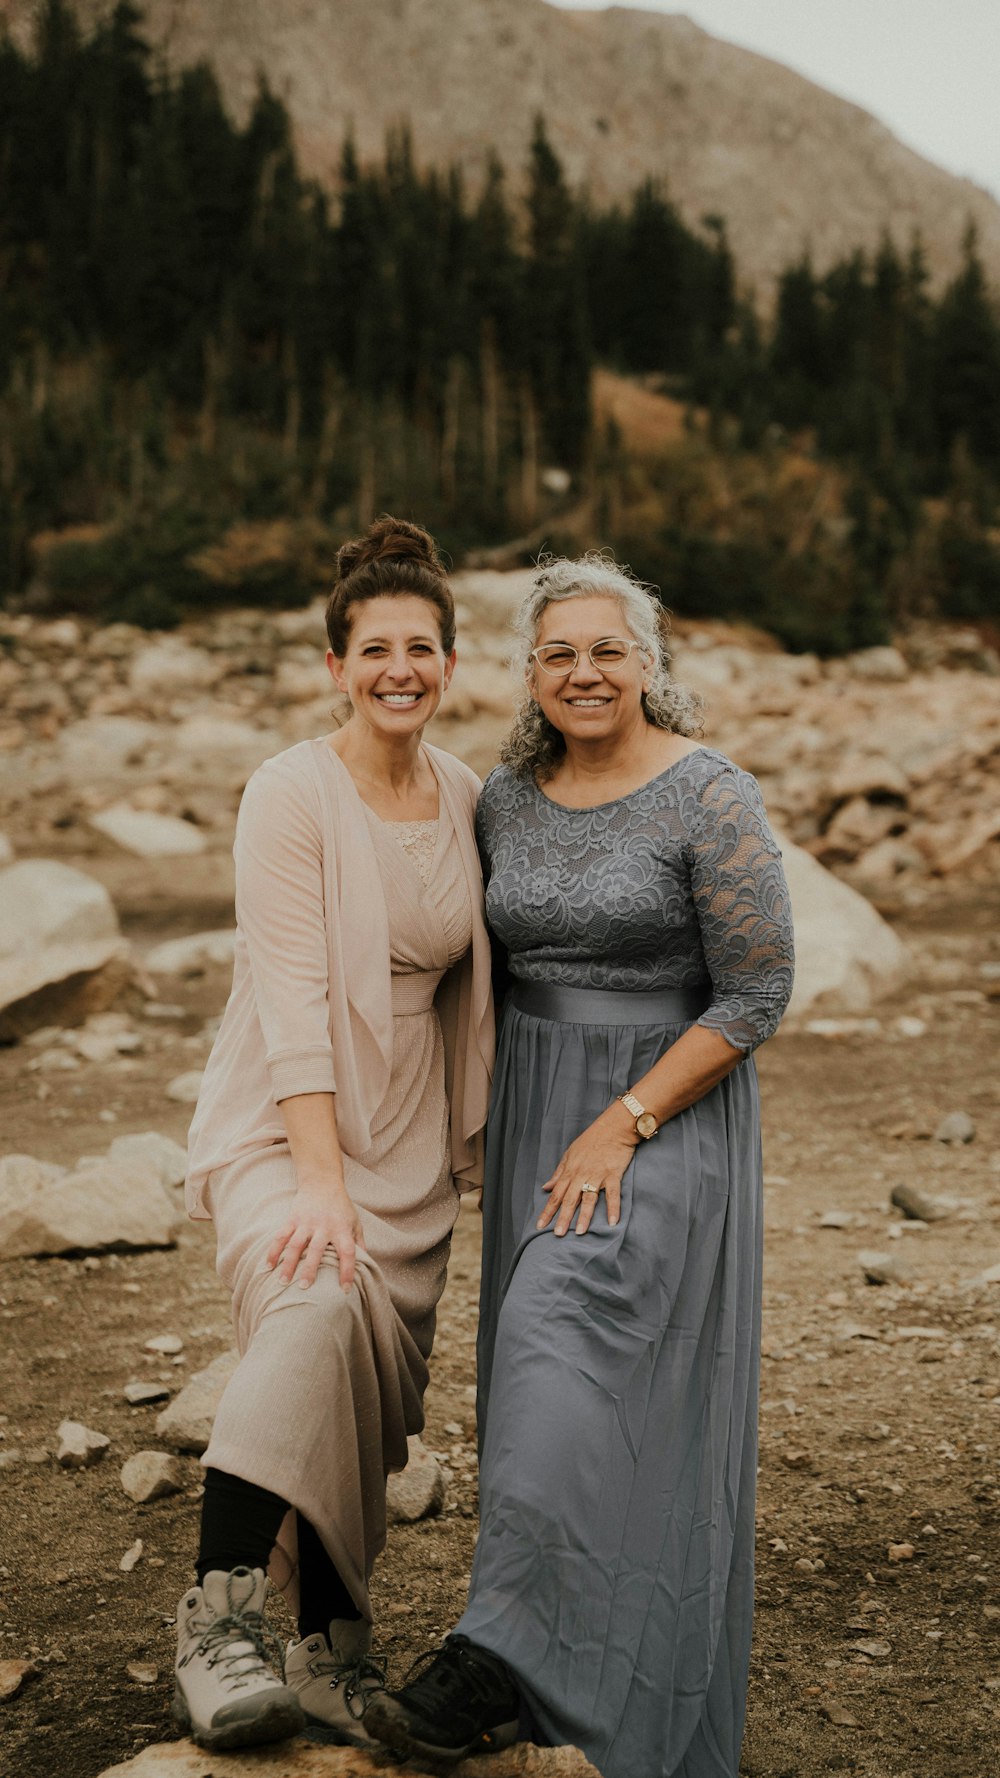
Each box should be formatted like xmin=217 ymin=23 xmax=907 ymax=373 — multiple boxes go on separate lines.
xmin=265 ymin=1187 xmax=365 ymax=1292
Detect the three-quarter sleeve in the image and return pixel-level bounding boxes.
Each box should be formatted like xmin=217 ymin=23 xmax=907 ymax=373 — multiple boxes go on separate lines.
xmin=234 ymin=761 xmax=336 ymax=1101
xmin=686 ymin=765 xmax=794 ymax=1053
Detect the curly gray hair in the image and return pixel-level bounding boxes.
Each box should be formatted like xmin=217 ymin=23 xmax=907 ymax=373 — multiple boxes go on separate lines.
xmin=499 ymin=553 xmax=702 ymax=781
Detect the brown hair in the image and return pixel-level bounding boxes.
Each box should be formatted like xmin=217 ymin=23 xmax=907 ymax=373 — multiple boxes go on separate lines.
xmin=325 ymin=516 xmax=455 ymax=654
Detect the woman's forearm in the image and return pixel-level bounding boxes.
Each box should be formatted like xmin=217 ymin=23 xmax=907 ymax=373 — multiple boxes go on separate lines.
xmin=279 ymin=1092 xmax=348 ymax=1195
xmin=606 ymin=1024 xmax=744 ymax=1141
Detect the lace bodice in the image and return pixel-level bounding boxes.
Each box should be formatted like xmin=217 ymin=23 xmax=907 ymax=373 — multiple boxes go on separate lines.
xmin=476 ymin=749 xmax=794 ymax=1053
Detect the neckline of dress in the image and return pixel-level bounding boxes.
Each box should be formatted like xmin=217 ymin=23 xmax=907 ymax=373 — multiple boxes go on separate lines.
xmin=318 ymin=737 xmax=441 ymax=824
xmin=531 ymin=745 xmax=712 ymax=814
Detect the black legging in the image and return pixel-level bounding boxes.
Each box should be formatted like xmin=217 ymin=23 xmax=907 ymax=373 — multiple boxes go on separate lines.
xmin=197 ymin=1467 xmax=361 ymax=1636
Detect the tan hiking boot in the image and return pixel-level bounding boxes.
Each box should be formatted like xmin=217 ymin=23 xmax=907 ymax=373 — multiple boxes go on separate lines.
xmin=285 ymin=1617 xmax=386 ymax=1746
xmin=173 ymin=1566 xmax=305 ymax=1750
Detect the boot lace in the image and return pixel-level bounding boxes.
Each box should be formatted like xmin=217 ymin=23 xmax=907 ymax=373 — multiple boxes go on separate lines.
xmin=333 ymin=1651 xmax=388 ymax=1721
xmin=190 ymin=1580 xmax=287 ymax=1689
xmin=398 ymin=1635 xmax=512 ymax=1718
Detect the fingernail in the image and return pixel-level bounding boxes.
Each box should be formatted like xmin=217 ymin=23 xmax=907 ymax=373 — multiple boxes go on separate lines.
xmin=299 ymin=1279 xmax=310 ymax=1289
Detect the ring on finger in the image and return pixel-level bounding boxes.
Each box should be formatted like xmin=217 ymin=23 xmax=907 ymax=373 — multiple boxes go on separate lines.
xmin=579 ymin=1182 xmax=600 ymax=1196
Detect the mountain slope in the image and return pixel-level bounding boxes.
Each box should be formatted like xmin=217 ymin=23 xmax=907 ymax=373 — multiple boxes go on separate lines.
xmin=4 ymin=0 xmax=999 ymax=292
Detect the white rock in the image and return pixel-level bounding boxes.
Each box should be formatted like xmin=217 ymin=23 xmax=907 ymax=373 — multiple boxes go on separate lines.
xmin=935 ymin=1111 xmax=975 ymax=1145
xmin=170 ymin=716 xmax=281 ymax=775
xmin=109 ymin=1132 xmax=187 ymax=1191
xmin=119 ymin=1540 xmax=144 ymax=1573
xmin=56 ymin=1420 xmax=110 ymax=1469
xmin=0 ymin=859 xmax=119 ymax=956
xmin=73 ymin=1029 xmax=120 ymax=1064
xmin=386 ymin=1435 xmax=446 ymax=1524
xmin=780 ymin=837 xmax=909 ymax=1017
xmin=123 ymin=1381 xmax=172 ymax=1407
xmin=55 ymin=716 xmax=161 ymax=781
xmin=156 ymin=1350 xmax=239 ymax=1452
xmin=166 ymin=1070 xmax=204 ymax=1104
xmin=144 ymin=930 xmax=236 ymax=975
xmin=0 ymin=1150 xmax=180 ymax=1260
xmin=804 ymin=1017 xmax=882 ymax=1039
xmin=129 ymin=640 xmax=223 ymax=695
xmin=144 ymin=1334 xmax=183 ymax=1356
xmin=89 ymin=805 xmax=206 ymax=858
xmin=849 ymin=646 xmax=909 ymax=682
xmin=120 ymin=1451 xmax=186 ymax=1503
xmin=895 ymin=1016 xmax=927 ymax=1038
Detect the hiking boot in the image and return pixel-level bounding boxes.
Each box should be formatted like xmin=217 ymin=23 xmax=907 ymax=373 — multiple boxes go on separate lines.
xmin=173 ymin=1566 xmax=305 ymax=1750
xmin=365 ymin=1632 xmax=519 ymax=1765
xmin=285 ymin=1617 xmax=386 ymax=1746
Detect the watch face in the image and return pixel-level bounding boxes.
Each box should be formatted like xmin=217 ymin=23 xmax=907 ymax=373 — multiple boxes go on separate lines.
xmin=636 ymin=1111 xmax=658 ymax=1139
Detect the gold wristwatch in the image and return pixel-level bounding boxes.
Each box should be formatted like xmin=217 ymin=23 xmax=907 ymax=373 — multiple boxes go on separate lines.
xmin=619 ymin=1090 xmax=658 ymax=1140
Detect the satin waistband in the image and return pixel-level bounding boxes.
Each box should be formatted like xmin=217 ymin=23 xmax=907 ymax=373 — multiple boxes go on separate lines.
xmin=509 ymin=980 xmax=711 ymax=1027
xmin=391 ymin=970 xmax=444 ymax=1015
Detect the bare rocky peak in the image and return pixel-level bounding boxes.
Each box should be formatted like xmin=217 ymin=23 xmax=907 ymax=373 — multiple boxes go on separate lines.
xmin=4 ymin=0 xmax=1000 ymax=293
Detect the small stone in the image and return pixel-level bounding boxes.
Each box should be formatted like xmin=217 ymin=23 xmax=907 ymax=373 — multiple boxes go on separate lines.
xmin=819 ymin=1210 xmax=854 ymax=1229
xmin=805 ymin=1018 xmax=882 ymax=1039
xmin=386 ymin=1435 xmax=447 ymax=1524
xmin=0 ymin=1660 xmax=36 ymax=1701
xmin=850 ymin=1638 xmax=891 ymax=1658
xmin=887 ymin=1542 xmax=915 ymax=1562
xmin=858 ymin=1250 xmax=906 ymax=1286
xmin=769 ymin=1537 xmax=789 ymax=1553
xmin=820 ymin=1700 xmax=860 ymax=1726
xmin=794 ymin=1557 xmax=816 ymax=1573
xmin=125 ymin=1662 xmax=158 ymax=1686
xmin=123 ymin=1381 xmax=172 ymax=1406
xmin=891 ymin=1183 xmax=955 ymax=1223
xmin=143 ymin=1334 xmax=183 ymax=1356
xmin=166 ymin=1070 xmax=204 ymax=1104
xmin=56 ymin=1420 xmax=110 ymax=1469
xmin=935 ymin=1111 xmax=975 ymax=1145
xmin=895 ymin=1016 xmax=927 ymax=1038
xmin=119 ymin=1539 xmax=144 ymax=1573
xmin=155 ymin=1350 xmax=238 ymax=1453
xmin=120 ymin=1451 xmax=186 ymax=1503
xmin=781 ymin=1448 xmax=814 ymax=1471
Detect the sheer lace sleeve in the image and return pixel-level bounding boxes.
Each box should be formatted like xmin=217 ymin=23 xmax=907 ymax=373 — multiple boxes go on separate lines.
xmin=685 ymin=765 xmax=794 ymax=1053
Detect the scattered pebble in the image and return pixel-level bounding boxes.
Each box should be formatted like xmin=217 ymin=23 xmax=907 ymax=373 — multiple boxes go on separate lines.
xmin=0 ymin=1660 xmax=36 ymax=1702
xmin=123 ymin=1381 xmax=172 ymax=1406
xmin=166 ymin=1071 xmax=204 ymax=1104
xmin=858 ymin=1249 xmax=907 ymax=1286
xmin=119 ymin=1540 xmax=144 ymax=1573
xmin=821 ymin=1701 xmax=860 ymax=1727
xmin=56 ymin=1420 xmax=110 ymax=1470
xmin=890 ymin=1182 xmax=954 ymax=1223
xmin=935 ymin=1111 xmax=975 ymax=1145
xmin=895 ymin=1016 xmax=927 ymax=1038
xmin=887 ymin=1542 xmax=915 ymax=1562
xmin=819 ymin=1209 xmax=855 ymax=1229
xmin=849 ymin=1638 xmax=891 ymax=1659
xmin=120 ymin=1451 xmax=186 ymax=1503
xmin=125 ymin=1662 xmax=158 ymax=1686
xmin=143 ymin=1335 xmax=183 ymax=1356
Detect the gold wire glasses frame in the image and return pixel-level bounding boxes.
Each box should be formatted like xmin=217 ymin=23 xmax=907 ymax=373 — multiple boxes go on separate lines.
xmin=529 ymin=637 xmax=643 ymax=677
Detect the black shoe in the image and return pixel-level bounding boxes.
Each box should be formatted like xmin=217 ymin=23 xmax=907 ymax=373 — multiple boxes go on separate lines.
xmin=365 ymin=1633 xmax=519 ymax=1766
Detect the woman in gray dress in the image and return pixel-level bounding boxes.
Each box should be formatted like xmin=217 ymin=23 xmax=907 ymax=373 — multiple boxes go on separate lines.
xmin=368 ymin=555 xmax=795 ymax=1778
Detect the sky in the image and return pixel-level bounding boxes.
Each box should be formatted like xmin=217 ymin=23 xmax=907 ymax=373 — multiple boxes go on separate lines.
xmin=549 ymin=1 xmax=1000 ymax=202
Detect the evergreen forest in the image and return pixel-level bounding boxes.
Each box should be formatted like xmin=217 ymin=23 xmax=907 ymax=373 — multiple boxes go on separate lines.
xmin=2 ymin=1 xmax=999 ymax=650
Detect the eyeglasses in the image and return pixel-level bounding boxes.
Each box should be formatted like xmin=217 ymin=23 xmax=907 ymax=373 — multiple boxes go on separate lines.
xmin=529 ymin=637 xmax=643 ymax=677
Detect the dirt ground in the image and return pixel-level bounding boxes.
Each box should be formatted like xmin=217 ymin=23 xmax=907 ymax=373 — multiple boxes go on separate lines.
xmin=1 ymin=868 xmax=998 ymax=1778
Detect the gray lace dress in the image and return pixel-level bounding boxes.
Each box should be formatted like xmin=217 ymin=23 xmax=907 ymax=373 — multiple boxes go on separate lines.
xmin=455 ymin=748 xmax=794 ymax=1778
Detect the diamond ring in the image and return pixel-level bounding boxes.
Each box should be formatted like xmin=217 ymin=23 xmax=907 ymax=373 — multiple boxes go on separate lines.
xmin=579 ymin=1183 xmax=599 ymax=1195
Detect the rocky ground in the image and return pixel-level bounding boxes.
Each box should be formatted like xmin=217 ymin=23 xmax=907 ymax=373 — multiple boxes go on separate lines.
xmin=1 ymin=586 xmax=999 ymax=1778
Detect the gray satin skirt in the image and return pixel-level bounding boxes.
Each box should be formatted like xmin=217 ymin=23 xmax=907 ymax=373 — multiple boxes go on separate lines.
xmin=455 ymin=981 xmax=763 ymax=1778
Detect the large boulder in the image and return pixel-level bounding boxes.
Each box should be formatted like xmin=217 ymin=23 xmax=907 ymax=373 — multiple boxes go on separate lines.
xmin=0 ymin=1149 xmax=181 ymax=1259
xmin=780 ymin=837 xmax=909 ymax=1018
xmin=0 ymin=859 xmax=134 ymax=1039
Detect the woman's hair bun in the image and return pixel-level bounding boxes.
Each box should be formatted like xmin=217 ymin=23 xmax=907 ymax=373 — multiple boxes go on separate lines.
xmin=335 ymin=515 xmax=444 ymax=584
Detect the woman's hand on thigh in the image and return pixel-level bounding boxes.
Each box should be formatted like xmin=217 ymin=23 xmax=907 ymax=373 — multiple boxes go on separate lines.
xmin=266 ymin=1186 xmax=365 ymax=1291
xmin=537 ymin=1109 xmax=638 ymax=1237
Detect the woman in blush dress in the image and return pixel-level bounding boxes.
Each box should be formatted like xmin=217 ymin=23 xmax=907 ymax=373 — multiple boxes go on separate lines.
xmin=368 ymin=554 xmax=794 ymax=1778
xmin=171 ymin=518 xmax=493 ymax=1752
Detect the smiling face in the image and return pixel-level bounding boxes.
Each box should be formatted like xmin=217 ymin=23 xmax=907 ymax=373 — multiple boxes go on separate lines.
xmin=327 ymin=594 xmax=455 ymax=737
xmin=530 ymin=594 xmax=651 ymax=743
